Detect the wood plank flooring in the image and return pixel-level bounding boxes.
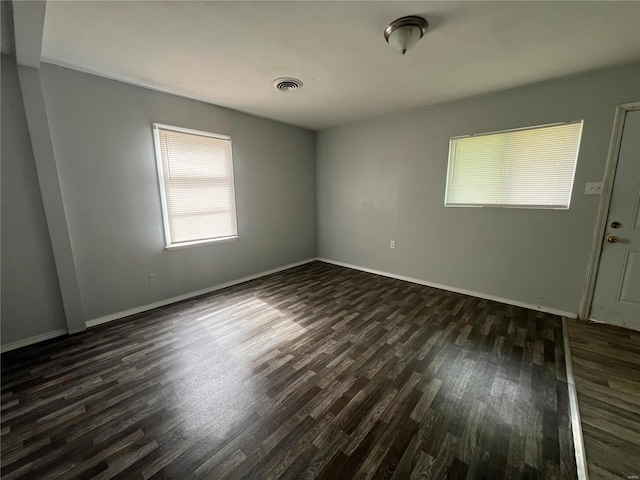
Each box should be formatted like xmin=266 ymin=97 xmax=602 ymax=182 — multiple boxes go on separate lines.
xmin=1 ymin=261 xmax=576 ymax=479
xmin=567 ymin=319 xmax=640 ymax=480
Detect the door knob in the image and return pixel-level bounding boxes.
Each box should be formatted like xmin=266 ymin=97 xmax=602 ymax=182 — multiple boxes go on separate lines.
xmin=607 ymin=235 xmax=619 ymax=243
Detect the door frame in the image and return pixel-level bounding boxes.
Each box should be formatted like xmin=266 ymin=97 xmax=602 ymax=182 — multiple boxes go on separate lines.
xmin=579 ymin=101 xmax=640 ymax=321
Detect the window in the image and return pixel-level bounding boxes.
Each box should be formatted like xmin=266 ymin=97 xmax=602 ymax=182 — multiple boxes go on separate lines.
xmin=445 ymin=121 xmax=583 ymax=209
xmin=152 ymin=124 xmax=238 ymax=249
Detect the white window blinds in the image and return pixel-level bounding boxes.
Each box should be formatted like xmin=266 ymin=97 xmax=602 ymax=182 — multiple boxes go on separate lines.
xmin=445 ymin=121 xmax=583 ymax=209
xmin=153 ymin=124 xmax=238 ymax=247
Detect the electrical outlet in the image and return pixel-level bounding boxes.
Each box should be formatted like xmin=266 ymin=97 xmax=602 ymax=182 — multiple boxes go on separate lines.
xmin=148 ymin=274 xmax=158 ymax=285
xmin=390 ymin=240 xmax=396 ymax=249
xmin=585 ymin=182 xmax=603 ymax=195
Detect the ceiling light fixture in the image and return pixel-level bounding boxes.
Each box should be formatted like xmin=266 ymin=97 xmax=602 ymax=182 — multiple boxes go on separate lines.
xmin=384 ymin=16 xmax=428 ymax=55
xmin=273 ymin=77 xmax=303 ymax=92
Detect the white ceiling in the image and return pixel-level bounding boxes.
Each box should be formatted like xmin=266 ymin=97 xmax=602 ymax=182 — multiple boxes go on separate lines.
xmin=41 ymin=1 xmax=640 ymax=130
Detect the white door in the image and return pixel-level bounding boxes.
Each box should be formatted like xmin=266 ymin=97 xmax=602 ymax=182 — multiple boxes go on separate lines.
xmin=590 ymin=109 xmax=640 ymax=330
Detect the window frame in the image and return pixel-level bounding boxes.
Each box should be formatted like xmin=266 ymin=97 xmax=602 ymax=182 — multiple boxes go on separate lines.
xmin=152 ymin=123 xmax=239 ymax=250
xmin=444 ymin=120 xmax=583 ymax=210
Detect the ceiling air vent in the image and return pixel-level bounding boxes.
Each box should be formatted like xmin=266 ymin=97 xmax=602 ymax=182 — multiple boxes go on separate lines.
xmin=273 ymin=77 xmax=303 ymax=92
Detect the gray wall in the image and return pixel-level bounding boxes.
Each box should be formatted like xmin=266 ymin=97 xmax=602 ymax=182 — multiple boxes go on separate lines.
xmin=1 ymin=54 xmax=67 ymax=344
xmin=39 ymin=63 xmax=316 ymax=322
xmin=317 ymin=62 xmax=640 ymax=314
xmin=4 ymin=55 xmax=637 ymax=347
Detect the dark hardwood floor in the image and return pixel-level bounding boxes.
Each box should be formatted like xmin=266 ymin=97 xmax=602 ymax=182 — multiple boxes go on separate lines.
xmin=568 ymin=319 xmax=640 ymax=480
xmin=1 ymin=261 xmax=576 ymax=479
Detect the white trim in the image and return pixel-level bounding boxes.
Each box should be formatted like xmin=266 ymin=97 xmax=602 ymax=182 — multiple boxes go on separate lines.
xmin=579 ymin=101 xmax=640 ymax=320
xmin=317 ymin=258 xmax=577 ymax=318
xmin=1 ymin=329 xmax=68 ymax=353
xmin=85 ymin=258 xmax=318 ymax=328
xmin=451 ymin=119 xmax=583 ymax=140
xmin=445 ymin=121 xmax=583 ymax=210
xmin=151 ymin=122 xmax=239 ymax=249
xmin=562 ymin=317 xmax=589 ymax=480
xmin=164 ymin=235 xmax=238 ymax=251
xmin=153 ymin=123 xmax=230 ymax=141
xmin=152 ymin=124 xmax=173 ymax=248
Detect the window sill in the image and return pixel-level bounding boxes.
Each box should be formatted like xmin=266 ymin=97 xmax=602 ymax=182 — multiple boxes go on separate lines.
xmin=445 ymin=204 xmax=569 ymax=210
xmin=165 ymin=236 xmax=238 ymax=251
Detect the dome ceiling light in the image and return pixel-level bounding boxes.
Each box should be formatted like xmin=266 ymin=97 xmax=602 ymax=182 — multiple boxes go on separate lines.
xmin=384 ymin=16 xmax=428 ymax=55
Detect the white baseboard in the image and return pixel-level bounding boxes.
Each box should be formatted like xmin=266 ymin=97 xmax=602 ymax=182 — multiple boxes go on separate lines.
xmin=317 ymin=257 xmax=577 ymax=318
xmin=1 ymin=329 xmax=68 ymax=353
xmin=86 ymin=258 xmax=318 ymax=328
xmin=2 ymin=257 xmax=575 ymax=351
